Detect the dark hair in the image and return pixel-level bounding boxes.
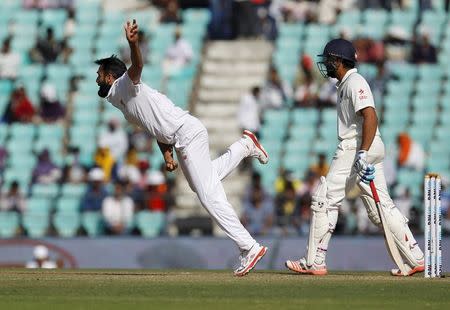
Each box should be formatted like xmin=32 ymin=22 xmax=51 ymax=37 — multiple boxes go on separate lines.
xmin=95 ymin=55 xmax=127 ymax=79
xmin=342 ymin=58 xmax=356 ymax=69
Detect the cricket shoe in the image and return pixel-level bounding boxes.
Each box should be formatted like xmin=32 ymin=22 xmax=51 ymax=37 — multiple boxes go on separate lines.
xmin=285 ymin=257 xmax=328 ymax=276
xmin=390 ymin=259 xmax=424 ymax=277
xmin=234 ymin=243 xmax=268 ymax=277
xmin=242 ymin=130 xmax=269 ymax=164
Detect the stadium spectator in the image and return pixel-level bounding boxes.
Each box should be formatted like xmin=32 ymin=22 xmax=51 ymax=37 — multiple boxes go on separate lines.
xmin=241 ymin=185 xmax=274 ymax=236
xmin=25 ymin=245 xmax=57 ymax=269
xmin=353 ymin=37 xmax=384 ymax=64
xmin=275 ymin=168 xmax=301 ymax=194
xmin=368 ymin=61 xmax=389 ymax=102
xmin=384 ymin=26 xmax=410 ymax=62
xmin=64 ymin=8 xmax=76 ymax=38
xmin=58 ymin=39 xmax=73 ymax=64
xmin=317 ymin=77 xmax=338 ymax=108
xmin=2 ymin=84 xmax=36 ymax=124
xmin=61 ymin=147 xmax=86 ymax=184
xmin=237 ymin=86 xmax=261 ymax=135
xmin=258 ymin=7 xmax=278 ymax=41
xmin=29 ymin=27 xmax=61 ymax=64
xmin=160 ymin=0 xmax=182 ymax=23
xmin=102 ymin=181 xmax=135 ymax=235
xmin=411 ymin=32 xmax=437 ymax=64
xmin=294 ymin=54 xmax=321 ymax=89
xmin=80 ymin=168 xmax=108 ymax=212
xmin=98 ymin=118 xmax=129 ymax=162
xmin=274 ymin=181 xmax=298 ymax=235
xmin=0 ymin=181 xmax=27 ymax=213
xmin=144 ymin=170 xmax=168 ymax=212
xmin=39 ymin=82 xmax=65 ymax=123
xmin=295 ymin=194 xmax=311 ymax=235
xmin=293 ymin=73 xmax=319 ymax=107
xmin=136 ymin=160 xmax=150 ymax=190
xmin=232 ymin=0 xmax=259 ymax=38
xmin=129 ymin=127 xmax=154 ymax=153
xmin=0 ymin=38 xmax=20 ymax=80
xmin=31 ymin=149 xmax=62 ymax=184
xmin=397 ymin=132 xmax=425 ymax=171
xmin=94 ymin=141 xmax=116 ymax=182
xmin=309 ymin=153 xmax=329 ymax=177
xmin=121 ymin=30 xmax=149 ymax=65
xmin=260 ymin=66 xmax=292 ymax=110
xmin=0 ymin=147 xmax=7 ymax=176
xmin=163 ymin=29 xmax=194 ymax=76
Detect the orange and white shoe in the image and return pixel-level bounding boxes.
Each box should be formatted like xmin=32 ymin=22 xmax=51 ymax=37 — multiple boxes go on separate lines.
xmin=234 ymin=243 xmax=268 ymax=277
xmin=285 ymin=258 xmax=328 ymax=276
xmin=391 ymin=260 xmax=424 ymax=276
xmin=242 ymin=130 xmax=269 ymax=164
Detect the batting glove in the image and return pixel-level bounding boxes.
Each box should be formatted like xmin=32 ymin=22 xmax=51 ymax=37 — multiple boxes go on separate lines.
xmin=354 ymin=150 xmax=375 ymax=184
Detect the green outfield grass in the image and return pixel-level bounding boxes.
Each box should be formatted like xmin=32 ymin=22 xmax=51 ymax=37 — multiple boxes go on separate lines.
xmin=0 ymin=269 xmax=448 ymax=310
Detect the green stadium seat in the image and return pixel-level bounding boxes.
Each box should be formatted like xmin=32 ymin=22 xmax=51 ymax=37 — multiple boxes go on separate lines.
xmin=383 ymin=94 xmax=410 ymax=109
xmin=435 ymin=126 xmax=450 ymax=140
xmin=408 ymin=126 xmax=434 ymax=146
xmin=385 ymin=81 xmax=414 ymax=96
xmin=14 ymin=10 xmax=40 ymax=25
xmin=37 ymin=124 xmax=64 ymax=140
xmin=34 ymin=138 xmax=62 ymax=155
xmin=22 ymin=212 xmax=50 ymax=238
xmin=136 ymin=211 xmax=165 ymax=237
xmin=72 ymin=110 xmax=100 ymax=125
xmin=278 ymin=23 xmax=304 ymax=39
xmin=390 ymin=10 xmax=416 ymax=29
xmin=31 ymin=184 xmax=59 ymax=199
xmin=0 ymin=124 xmax=8 ymax=141
xmin=27 ymin=197 xmax=53 ymax=213
xmin=363 ymin=9 xmax=389 ymax=26
xmin=304 ymin=24 xmax=330 ymax=40
xmin=56 ymin=197 xmax=81 ymax=213
xmin=321 ymin=108 xmax=337 ymax=124
xmin=291 ymin=109 xmax=320 ymax=125
xmin=285 ymin=141 xmax=311 ymax=154
xmin=358 ymin=64 xmax=377 ymax=80
xmin=415 ymin=82 xmax=442 ymax=96
xmin=53 ymin=211 xmax=80 ymax=237
xmin=61 ymin=184 xmax=87 ymax=198
xmin=0 ymin=212 xmax=20 ymax=238
xmin=81 ymin=212 xmax=104 ymax=236
xmin=9 ymin=124 xmax=36 ymax=140
xmin=426 ymin=156 xmax=449 ymax=172
xmin=260 ymin=125 xmax=286 ymax=140
xmin=264 ymin=109 xmax=290 ymax=124
xmin=389 ymin=63 xmax=417 ymax=80
xmin=288 ymin=126 xmax=316 ymax=141
xmin=19 ymin=64 xmax=44 ymax=81
xmin=183 ymin=9 xmax=210 ymax=25
xmin=336 ymin=10 xmax=361 ymax=27
xmin=417 ymin=64 xmax=444 ymax=80
xmin=275 ymin=38 xmax=301 ymax=53
xmin=8 ymin=155 xmax=37 ymax=170
xmin=6 ymin=139 xmax=34 ymax=154
xmin=411 ymin=96 xmax=438 ymax=111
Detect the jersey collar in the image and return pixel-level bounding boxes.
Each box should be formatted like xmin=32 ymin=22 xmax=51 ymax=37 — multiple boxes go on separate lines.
xmin=336 ymin=68 xmax=358 ymax=88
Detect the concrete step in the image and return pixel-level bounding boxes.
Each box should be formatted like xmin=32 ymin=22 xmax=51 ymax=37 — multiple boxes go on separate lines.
xmin=203 ymin=60 xmax=269 ymax=75
xmin=198 ymin=89 xmax=243 ymax=102
xmin=207 ymin=41 xmax=273 ymax=61
xmin=194 ymin=102 xmax=239 ymax=118
xmin=199 ymin=75 xmax=265 ymax=90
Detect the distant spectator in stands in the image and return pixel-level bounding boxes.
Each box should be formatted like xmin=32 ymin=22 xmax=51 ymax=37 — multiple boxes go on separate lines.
xmin=0 ymin=38 xmax=20 ymax=80
xmin=232 ymin=0 xmax=259 ymax=38
xmin=258 ymin=7 xmax=278 ymax=41
xmin=294 ymin=54 xmax=321 ymax=89
xmin=0 ymin=147 xmax=7 ymax=176
xmin=58 ymin=39 xmax=73 ymax=64
xmin=61 ymin=147 xmax=86 ymax=184
xmin=394 ymin=186 xmax=412 ymax=218
xmin=309 ymin=153 xmax=329 ymax=177
xmin=136 ymin=160 xmax=150 ymax=190
xmin=260 ymin=66 xmax=292 ymax=110
xmin=243 ymin=171 xmax=269 ymax=203
xmin=0 ymin=181 xmax=27 ymax=213
xmin=81 ymin=168 xmax=108 ymax=212
xmin=274 ymin=181 xmax=298 ymax=235
xmin=29 ymin=27 xmax=61 ymax=64
xmin=295 ymin=194 xmax=311 ymax=235
xmin=64 ymin=8 xmax=76 ymax=38
xmin=144 ymin=170 xmax=168 ymax=212
xmin=129 ymin=128 xmax=153 ymax=153
xmin=294 ymin=74 xmax=319 ymax=107
xmin=237 ymin=86 xmax=261 ymax=135
xmin=32 ymin=149 xmax=61 ymax=184
xmin=317 ymin=77 xmax=338 ymax=108
xmin=384 ymin=26 xmax=410 ymax=62
xmin=102 ymin=181 xmax=134 ymax=235
xmin=280 ymin=0 xmax=316 ymax=23
xmin=2 ymin=84 xmax=36 ymax=124
xmin=397 ymin=133 xmax=425 ymax=171
xmin=411 ymin=32 xmax=437 ymax=64
xmin=164 ymin=29 xmax=194 ymax=76
xmin=121 ymin=30 xmax=149 ymax=65
xmin=98 ymin=118 xmax=128 ymax=163
xmin=39 ymin=82 xmax=65 ymax=123
xmin=94 ymin=140 xmax=116 ymax=182
xmin=353 ymin=37 xmax=384 ymax=64
xmin=241 ymin=186 xmax=274 ymax=236
xmin=369 ymin=61 xmax=389 ymax=102
xmin=160 ymin=0 xmax=182 ymax=23
xmin=275 ymin=168 xmax=301 ymax=194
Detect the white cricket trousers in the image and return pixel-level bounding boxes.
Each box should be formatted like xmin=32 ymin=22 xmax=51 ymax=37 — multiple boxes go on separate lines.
xmin=174 ymin=115 xmax=256 ymax=251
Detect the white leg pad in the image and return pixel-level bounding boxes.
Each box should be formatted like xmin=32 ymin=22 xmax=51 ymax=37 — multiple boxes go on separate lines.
xmin=306 ymin=177 xmax=338 ymax=266
xmin=360 ymin=195 xmax=423 ymax=268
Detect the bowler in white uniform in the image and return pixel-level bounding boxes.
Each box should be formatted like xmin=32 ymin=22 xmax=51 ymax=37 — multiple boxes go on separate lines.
xmin=95 ymin=20 xmax=268 ymax=276
xmin=285 ymin=39 xmax=424 ymax=276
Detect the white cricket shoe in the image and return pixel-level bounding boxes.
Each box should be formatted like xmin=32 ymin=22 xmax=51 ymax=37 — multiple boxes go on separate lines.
xmin=285 ymin=257 xmax=328 ymax=275
xmin=234 ymin=243 xmax=268 ymax=277
xmin=242 ymin=130 xmax=269 ymax=164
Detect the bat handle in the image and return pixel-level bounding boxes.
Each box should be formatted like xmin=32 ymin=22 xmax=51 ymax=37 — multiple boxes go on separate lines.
xmin=369 ymin=181 xmax=380 ymax=204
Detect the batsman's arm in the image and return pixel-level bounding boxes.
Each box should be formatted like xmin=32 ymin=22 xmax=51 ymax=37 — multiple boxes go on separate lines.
xmin=125 ymin=19 xmax=143 ymax=84
xmin=359 ymin=106 xmax=378 ymax=152
xmin=158 ymin=141 xmax=178 ymax=172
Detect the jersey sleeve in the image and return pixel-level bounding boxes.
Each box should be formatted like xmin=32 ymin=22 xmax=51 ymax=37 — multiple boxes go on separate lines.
xmin=120 ymin=71 xmax=142 ymax=98
xmin=350 ymin=76 xmax=375 ymax=113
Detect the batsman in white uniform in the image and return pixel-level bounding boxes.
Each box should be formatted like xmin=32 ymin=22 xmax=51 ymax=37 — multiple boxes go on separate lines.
xmin=285 ymin=39 xmax=424 ymax=276
xmin=95 ymin=20 xmax=268 ymax=276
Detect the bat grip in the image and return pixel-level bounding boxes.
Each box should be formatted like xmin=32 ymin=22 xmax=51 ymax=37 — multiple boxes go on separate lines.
xmin=369 ymin=181 xmax=380 ymax=203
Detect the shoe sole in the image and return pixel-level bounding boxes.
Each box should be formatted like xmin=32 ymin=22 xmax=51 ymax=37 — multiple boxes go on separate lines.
xmin=391 ymin=265 xmax=424 ymax=277
xmin=235 ymin=246 xmax=268 ymax=277
xmin=243 ymin=130 xmax=269 ymax=164
xmin=285 ymin=260 xmax=328 ymax=276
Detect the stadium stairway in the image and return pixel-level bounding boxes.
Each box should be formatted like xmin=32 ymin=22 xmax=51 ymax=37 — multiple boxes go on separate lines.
xmin=173 ymin=40 xmax=273 ymax=236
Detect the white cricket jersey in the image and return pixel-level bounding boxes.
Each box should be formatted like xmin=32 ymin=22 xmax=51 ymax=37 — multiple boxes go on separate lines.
xmin=336 ymin=68 xmax=380 ymax=140
xmin=106 ymin=72 xmax=189 ymax=145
